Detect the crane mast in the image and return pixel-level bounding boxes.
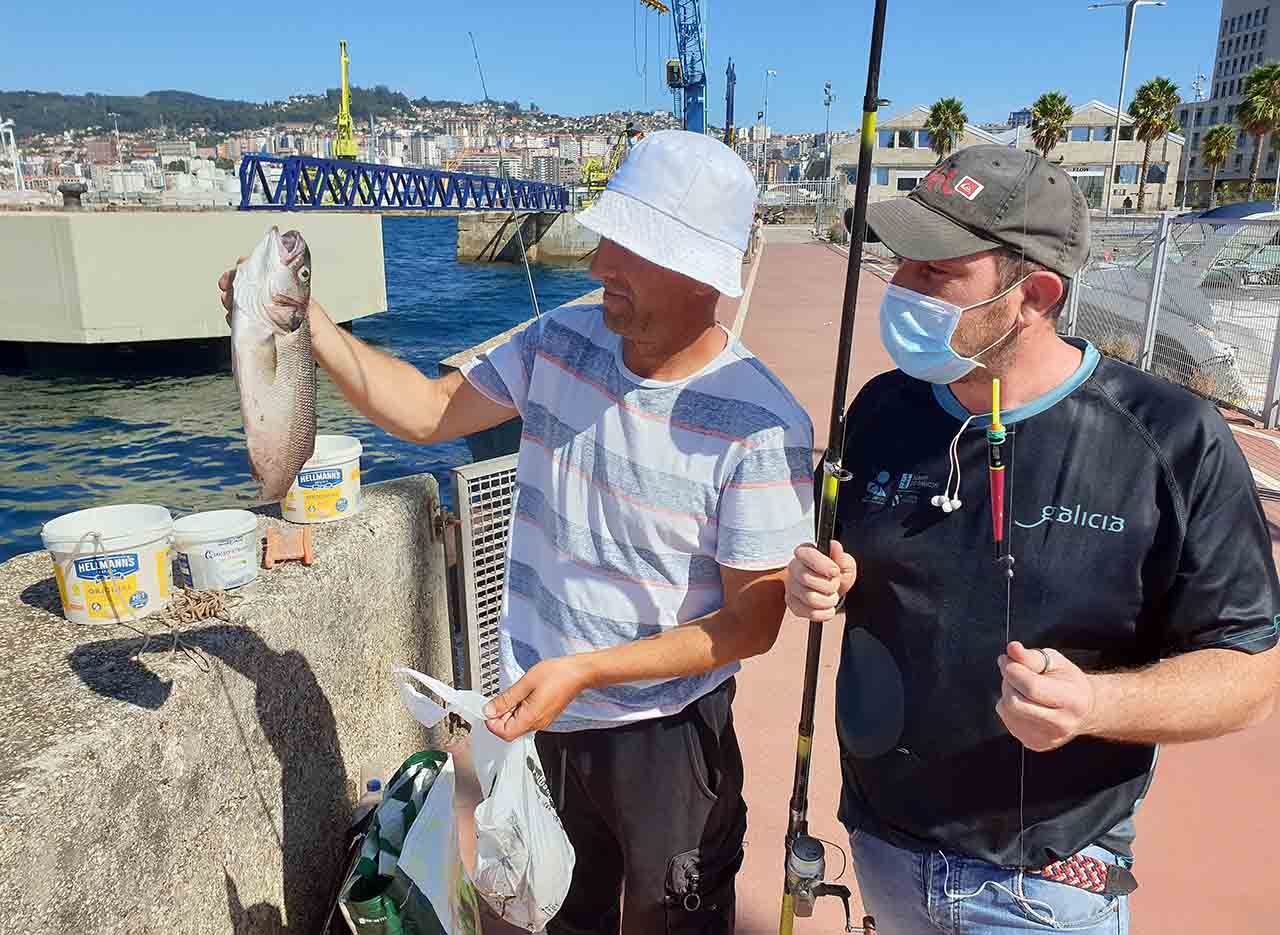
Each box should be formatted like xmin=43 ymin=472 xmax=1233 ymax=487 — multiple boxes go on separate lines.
xmin=641 ymin=0 xmax=707 ymax=135
xmin=334 ymin=40 xmax=358 ymax=160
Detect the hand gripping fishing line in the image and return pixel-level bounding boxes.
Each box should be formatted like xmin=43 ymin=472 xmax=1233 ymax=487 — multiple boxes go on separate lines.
xmin=777 ymin=2 xmax=885 ymax=934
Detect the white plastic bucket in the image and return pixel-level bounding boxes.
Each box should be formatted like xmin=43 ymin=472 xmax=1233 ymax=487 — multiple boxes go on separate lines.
xmin=282 ymin=434 xmax=363 ymax=524
xmin=40 ymin=504 xmax=174 ymax=626
xmin=173 ymin=509 xmax=260 ymax=590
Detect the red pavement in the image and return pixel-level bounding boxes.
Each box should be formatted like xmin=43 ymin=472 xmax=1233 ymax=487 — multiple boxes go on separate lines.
xmin=456 ymin=231 xmax=1280 ymax=934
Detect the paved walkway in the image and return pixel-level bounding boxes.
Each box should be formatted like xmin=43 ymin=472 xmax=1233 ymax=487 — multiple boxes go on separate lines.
xmin=458 ymin=229 xmax=1279 ymax=934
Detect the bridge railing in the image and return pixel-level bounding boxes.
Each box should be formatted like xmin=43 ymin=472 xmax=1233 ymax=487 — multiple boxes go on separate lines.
xmin=238 ymin=154 xmax=569 ymax=213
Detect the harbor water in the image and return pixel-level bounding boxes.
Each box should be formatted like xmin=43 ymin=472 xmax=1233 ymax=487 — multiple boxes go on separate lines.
xmin=0 ymin=215 xmax=596 ymax=563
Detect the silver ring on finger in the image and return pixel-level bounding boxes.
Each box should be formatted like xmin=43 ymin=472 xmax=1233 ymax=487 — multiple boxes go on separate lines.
xmin=1038 ymin=649 xmax=1052 ymax=675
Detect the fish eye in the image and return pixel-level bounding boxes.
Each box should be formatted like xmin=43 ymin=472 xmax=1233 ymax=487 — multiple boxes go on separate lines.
xmin=299 ymin=267 xmax=311 ymax=282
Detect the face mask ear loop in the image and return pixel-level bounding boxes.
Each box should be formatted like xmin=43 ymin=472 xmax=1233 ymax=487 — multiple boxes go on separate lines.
xmin=956 ymin=274 xmax=1033 ymax=369
xmin=934 ymin=414 xmax=974 ymax=513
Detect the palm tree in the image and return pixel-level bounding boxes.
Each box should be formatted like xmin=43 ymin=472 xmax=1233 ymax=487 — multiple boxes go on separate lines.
xmin=1201 ymin=124 xmax=1236 ymax=208
xmin=923 ymin=97 xmax=968 ymax=163
xmin=1127 ymin=77 xmax=1180 ymax=212
xmin=1238 ymin=63 xmax=1280 ymax=200
xmin=1030 ymin=92 xmax=1073 ymax=158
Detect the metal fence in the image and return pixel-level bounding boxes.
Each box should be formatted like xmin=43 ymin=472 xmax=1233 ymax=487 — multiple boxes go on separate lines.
xmin=758 ymin=179 xmax=847 ymax=235
xmin=1064 ymin=214 xmax=1280 ymax=424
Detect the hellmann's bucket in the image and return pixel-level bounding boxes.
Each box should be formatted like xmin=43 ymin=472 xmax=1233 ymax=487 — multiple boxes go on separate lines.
xmin=173 ymin=509 xmax=260 ymax=590
xmin=40 ymin=504 xmax=174 ymax=626
xmin=282 ymin=434 xmax=363 ymax=524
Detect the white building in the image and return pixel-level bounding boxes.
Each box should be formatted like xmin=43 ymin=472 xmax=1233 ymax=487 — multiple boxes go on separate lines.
xmin=1178 ymin=1 xmax=1278 ymax=202
xmin=157 ymin=140 xmax=197 ymax=165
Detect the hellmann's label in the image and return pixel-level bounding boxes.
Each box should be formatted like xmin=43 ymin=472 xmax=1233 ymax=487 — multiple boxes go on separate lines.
xmin=284 ymin=464 xmax=360 ymax=522
xmin=70 ymin=553 xmax=152 ymax=620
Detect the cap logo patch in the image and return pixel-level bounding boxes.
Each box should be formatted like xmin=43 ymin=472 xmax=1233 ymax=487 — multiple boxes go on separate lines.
xmin=918 ymin=166 xmax=957 ymax=196
xmin=955 ymin=176 xmax=984 ymax=201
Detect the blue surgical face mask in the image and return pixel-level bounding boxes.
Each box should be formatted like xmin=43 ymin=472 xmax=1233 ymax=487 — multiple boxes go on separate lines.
xmin=879 ymin=278 xmax=1028 ymax=384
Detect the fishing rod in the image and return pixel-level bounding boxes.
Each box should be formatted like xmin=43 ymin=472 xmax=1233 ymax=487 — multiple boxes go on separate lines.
xmin=778 ymin=1 xmax=886 ymax=933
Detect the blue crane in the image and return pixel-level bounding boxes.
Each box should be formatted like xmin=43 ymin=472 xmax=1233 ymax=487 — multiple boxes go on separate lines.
xmin=642 ymin=0 xmax=707 ymax=135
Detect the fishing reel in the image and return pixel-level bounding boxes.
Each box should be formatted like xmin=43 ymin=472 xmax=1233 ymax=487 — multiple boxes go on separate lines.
xmin=785 ymin=834 xmax=876 ymax=933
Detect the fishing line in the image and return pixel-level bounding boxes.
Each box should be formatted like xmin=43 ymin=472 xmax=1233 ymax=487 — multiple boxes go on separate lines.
xmin=634 ymin=1 xmax=645 ymax=77
xmin=466 ymin=33 xmax=541 ymax=318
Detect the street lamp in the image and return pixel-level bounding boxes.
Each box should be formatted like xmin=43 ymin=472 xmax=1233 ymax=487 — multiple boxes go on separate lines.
xmin=824 ymin=82 xmax=836 ymax=177
xmin=761 ymin=68 xmax=778 ymax=185
xmin=106 ymin=111 xmax=122 ymax=170
xmin=1178 ymin=71 xmax=1206 ymax=211
xmin=1089 ymin=0 xmax=1167 ymax=217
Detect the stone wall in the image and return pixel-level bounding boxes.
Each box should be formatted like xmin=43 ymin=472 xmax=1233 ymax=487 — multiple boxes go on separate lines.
xmin=0 ymin=475 xmax=455 ymax=934
xmin=456 ymin=211 xmax=599 ymax=265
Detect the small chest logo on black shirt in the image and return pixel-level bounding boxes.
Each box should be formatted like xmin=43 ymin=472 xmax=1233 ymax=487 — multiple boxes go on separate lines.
xmin=1016 ymin=503 xmax=1127 ymax=533
xmin=864 ymin=469 xmax=940 ymax=507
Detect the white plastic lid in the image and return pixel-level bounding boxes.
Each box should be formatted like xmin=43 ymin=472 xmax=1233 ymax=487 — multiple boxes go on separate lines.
xmin=173 ymin=509 xmax=258 ymax=541
xmin=42 ymin=504 xmax=173 ymax=552
xmin=301 ymin=434 xmax=363 ymax=469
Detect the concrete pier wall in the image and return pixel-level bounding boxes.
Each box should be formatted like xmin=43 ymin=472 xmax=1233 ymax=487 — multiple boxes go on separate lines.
xmin=456 ymin=210 xmax=599 ymax=265
xmin=0 ymin=212 xmax=386 ymax=345
xmin=0 ymin=475 xmax=455 ymax=934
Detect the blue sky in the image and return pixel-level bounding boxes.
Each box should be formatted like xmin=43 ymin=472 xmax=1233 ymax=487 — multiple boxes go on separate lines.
xmin=1 ymin=0 xmax=1218 ymax=133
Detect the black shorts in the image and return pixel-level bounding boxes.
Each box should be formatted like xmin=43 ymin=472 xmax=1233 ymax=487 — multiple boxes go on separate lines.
xmin=534 ymin=677 xmax=747 ymax=935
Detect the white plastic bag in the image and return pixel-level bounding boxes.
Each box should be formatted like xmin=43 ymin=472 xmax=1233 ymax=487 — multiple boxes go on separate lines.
xmin=394 ymin=667 xmax=576 ymax=933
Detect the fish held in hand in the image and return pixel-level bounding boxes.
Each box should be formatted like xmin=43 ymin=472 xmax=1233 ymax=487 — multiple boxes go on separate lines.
xmin=231 ymin=226 xmax=317 ymax=502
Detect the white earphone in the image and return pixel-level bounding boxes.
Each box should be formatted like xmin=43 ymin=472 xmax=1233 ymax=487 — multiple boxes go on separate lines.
xmin=931 ymin=493 xmax=963 ymax=513
xmin=933 ymin=414 xmax=975 ymax=514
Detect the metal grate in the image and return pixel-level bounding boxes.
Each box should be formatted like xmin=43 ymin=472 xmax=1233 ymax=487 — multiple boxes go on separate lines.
xmin=452 ymin=453 xmax=518 ymax=697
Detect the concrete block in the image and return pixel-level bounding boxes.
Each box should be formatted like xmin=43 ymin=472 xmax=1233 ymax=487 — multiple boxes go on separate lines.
xmin=0 ymin=475 xmax=455 ymax=933
xmin=0 ymin=212 xmax=386 ymax=344
xmin=456 ymin=211 xmax=599 ymax=265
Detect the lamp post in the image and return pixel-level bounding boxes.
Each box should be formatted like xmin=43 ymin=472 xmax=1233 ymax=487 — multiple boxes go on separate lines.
xmin=1179 ymin=71 xmax=1205 ymax=210
xmin=107 ymin=111 xmax=122 ymax=170
xmin=761 ymin=68 xmax=777 ymax=184
xmin=824 ymin=82 xmax=835 ymax=177
xmin=1085 ymin=0 xmax=1167 ymax=215
xmin=1089 ymin=0 xmax=1167 ymax=217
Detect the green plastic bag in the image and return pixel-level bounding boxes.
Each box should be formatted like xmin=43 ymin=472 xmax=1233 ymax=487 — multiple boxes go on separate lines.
xmin=337 ymin=752 xmax=482 ymax=935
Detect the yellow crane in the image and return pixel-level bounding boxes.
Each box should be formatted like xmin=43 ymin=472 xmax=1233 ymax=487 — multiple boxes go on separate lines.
xmin=333 ymin=40 xmax=358 ymax=160
xmin=580 ymin=124 xmax=641 ymax=205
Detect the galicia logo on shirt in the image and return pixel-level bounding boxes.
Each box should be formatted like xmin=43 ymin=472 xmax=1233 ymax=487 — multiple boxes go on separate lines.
xmin=1016 ymin=503 xmax=1126 ymax=533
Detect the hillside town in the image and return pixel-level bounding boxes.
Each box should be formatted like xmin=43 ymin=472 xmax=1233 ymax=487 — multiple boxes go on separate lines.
xmin=0 ymin=87 xmax=855 ymax=207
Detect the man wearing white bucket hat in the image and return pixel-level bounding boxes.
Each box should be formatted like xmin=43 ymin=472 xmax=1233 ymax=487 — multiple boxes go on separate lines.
xmin=219 ymin=129 xmax=812 ymax=933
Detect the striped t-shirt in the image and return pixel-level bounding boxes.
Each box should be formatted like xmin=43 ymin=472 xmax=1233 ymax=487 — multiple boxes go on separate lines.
xmin=461 ymin=302 xmax=814 ymax=730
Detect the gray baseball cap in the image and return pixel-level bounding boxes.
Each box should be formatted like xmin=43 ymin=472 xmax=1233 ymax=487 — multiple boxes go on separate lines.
xmin=852 ymin=145 xmax=1090 ymax=278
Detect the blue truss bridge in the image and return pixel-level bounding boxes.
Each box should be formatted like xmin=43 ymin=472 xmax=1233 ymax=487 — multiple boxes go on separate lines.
xmin=238 ymin=154 xmax=570 ymax=213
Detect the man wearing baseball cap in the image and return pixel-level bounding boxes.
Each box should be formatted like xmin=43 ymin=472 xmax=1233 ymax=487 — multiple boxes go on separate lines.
xmin=786 ymin=145 xmax=1280 ymax=932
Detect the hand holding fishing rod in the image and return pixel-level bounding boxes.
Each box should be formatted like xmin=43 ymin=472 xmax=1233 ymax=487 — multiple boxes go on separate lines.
xmin=777 ymin=2 xmax=886 ymax=934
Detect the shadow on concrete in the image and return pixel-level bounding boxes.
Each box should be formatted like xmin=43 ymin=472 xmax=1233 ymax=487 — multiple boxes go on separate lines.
xmin=19 ymin=575 xmax=63 ymax=616
xmin=69 ymin=623 xmax=348 ymax=934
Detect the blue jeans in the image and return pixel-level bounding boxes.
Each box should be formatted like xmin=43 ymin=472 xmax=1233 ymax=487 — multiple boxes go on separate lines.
xmin=850 ymin=830 xmax=1130 ymax=934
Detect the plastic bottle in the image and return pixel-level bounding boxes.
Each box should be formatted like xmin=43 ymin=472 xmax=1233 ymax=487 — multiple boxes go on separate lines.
xmin=352 ymin=777 xmax=384 ymax=828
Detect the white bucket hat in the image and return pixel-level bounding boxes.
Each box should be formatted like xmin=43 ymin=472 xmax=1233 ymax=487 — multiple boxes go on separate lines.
xmin=577 ymin=130 xmax=756 ymax=298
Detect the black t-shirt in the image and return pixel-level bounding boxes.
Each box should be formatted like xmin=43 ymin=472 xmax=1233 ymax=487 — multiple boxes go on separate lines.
xmin=832 ymin=339 xmax=1280 ymax=868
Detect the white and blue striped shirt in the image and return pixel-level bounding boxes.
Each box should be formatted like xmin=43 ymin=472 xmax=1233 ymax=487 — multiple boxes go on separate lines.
xmin=462 ymin=302 xmax=814 ymax=729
